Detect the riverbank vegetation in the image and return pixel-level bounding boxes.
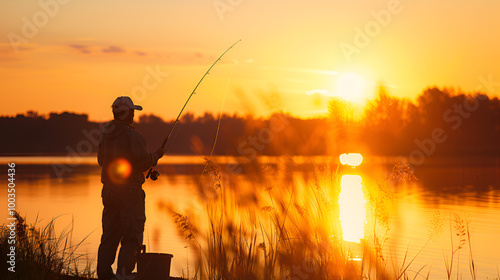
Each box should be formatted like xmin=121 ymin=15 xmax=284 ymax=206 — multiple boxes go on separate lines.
xmin=0 ymin=212 xmax=93 ymax=280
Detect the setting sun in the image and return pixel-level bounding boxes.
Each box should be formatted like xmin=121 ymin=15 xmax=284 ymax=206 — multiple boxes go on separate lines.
xmin=335 ymin=73 xmax=367 ymax=103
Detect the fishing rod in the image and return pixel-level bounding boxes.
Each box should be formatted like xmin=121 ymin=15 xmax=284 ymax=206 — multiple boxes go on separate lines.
xmin=146 ymin=39 xmax=241 ymax=180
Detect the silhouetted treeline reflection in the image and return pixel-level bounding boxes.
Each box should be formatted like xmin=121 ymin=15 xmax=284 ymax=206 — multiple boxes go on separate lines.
xmin=1 ymin=87 xmax=499 ymax=160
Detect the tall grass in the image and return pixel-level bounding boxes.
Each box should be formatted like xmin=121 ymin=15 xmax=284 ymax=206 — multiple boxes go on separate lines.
xmin=0 ymin=212 xmax=94 ymax=280
xmin=162 ymin=157 xmax=491 ymax=280
xmin=163 ymin=157 xmax=424 ymax=280
xmin=443 ymin=213 xmax=477 ymax=280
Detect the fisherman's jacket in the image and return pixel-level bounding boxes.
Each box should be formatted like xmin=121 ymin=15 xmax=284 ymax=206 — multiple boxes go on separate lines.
xmin=98 ymin=120 xmax=158 ymax=187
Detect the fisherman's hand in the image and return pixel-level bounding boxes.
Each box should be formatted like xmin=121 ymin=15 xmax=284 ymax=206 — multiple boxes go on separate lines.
xmin=155 ymin=147 xmax=165 ymax=159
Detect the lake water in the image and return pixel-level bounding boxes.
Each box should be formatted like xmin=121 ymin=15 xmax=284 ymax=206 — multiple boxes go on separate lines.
xmin=1 ymin=156 xmax=500 ymax=279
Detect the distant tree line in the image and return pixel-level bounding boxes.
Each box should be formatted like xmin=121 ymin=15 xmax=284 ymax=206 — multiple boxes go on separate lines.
xmin=358 ymin=86 xmax=500 ymax=157
xmin=0 ymin=110 xmax=330 ymax=157
xmin=1 ymin=87 xmax=499 ymax=158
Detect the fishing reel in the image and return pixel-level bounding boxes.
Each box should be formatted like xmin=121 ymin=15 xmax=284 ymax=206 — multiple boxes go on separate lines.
xmin=146 ymin=169 xmax=160 ymax=181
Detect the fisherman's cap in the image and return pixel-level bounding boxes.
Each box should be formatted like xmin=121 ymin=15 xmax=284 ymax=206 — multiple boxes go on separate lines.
xmin=112 ymin=96 xmax=143 ymax=112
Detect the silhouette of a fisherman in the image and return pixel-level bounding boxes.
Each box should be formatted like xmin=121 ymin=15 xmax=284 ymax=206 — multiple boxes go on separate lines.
xmin=97 ymin=96 xmax=164 ymax=280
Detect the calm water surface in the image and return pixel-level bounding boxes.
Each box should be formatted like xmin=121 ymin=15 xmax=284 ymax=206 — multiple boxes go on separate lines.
xmin=1 ymin=156 xmax=500 ymax=279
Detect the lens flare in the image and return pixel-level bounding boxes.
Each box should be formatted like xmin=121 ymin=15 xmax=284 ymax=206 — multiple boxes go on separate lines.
xmin=339 ymin=153 xmax=363 ymax=167
xmin=339 ymin=175 xmax=366 ymax=243
xmin=107 ymin=158 xmax=132 ymax=185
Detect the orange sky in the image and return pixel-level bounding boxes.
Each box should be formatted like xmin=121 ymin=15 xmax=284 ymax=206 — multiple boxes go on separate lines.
xmin=1 ymin=0 xmax=499 ymax=121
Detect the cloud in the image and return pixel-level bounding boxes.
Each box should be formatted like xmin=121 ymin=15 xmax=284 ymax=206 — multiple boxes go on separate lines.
xmin=0 ymin=42 xmax=37 ymax=53
xmin=69 ymin=44 xmax=91 ymax=54
xmin=291 ymin=68 xmax=338 ymax=76
xmin=64 ymin=42 xmax=217 ymax=65
xmin=69 ymin=44 xmax=148 ymax=55
xmin=69 ymin=44 xmax=146 ymax=55
xmin=306 ymin=89 xmax=335 ymax=97
xmin=69 ymin=44 xmax=86 ymax=49
xmin=102 ymin=45 xmax=125 ymax=53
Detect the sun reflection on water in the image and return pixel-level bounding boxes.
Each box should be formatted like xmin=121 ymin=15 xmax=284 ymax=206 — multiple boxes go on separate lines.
xmin=338 ymin=153 xmax=367 ymax=243
xmin=339 ymin=175 xmax=366 ymax=243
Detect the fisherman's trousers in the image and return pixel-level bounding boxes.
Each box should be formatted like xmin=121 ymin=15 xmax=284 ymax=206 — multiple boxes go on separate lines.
xmin=97 ymin=186 xmax=146 ymax=280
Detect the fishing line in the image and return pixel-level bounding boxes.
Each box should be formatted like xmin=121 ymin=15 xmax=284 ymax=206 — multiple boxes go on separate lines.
xmin=165 ymin=120 xmax=182 ymax=154
xmin=209 ymin=69 xmax=233 ymax=157
xmin=164 ymin=69 xmax=232 ymax=178
xmin=199 ymin=56 xmax=237 ymax=184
